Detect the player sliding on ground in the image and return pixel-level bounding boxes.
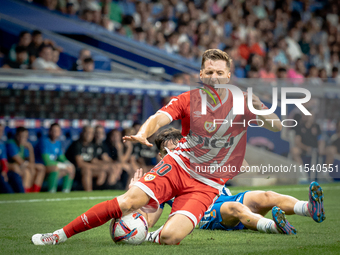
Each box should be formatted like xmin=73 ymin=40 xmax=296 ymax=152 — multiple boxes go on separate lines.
xmin=128 ymin=128 xmax=325 ymax=239
xmin=32 ymin=49 xmax=283 ymax=245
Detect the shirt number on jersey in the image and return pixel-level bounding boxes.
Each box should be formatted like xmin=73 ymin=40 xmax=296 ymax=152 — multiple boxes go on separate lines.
xmin=151 ymin=160 xmax=172 ymax=176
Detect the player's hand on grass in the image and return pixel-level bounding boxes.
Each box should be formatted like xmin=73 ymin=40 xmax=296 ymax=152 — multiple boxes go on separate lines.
xmin=123 ymin=134 xmax=153 ymax=147
xmin=129 ymin=168 xmax=145 ymax=189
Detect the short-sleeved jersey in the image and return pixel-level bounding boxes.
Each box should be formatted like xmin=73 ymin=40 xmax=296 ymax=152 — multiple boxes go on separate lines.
xmin=0 ymin=142 xmax=7 ymax=160
xmin=65 ymin=140 xmax=96 ymax=167
xmin=105 ymin=141 xmax=118 ymax=161
xmin=157 ymin=88 xmax=257 ymax=190
xmin=6 ymin=139 xmax=29 ymax=163
xmin=133 ymin=143 xmax=158 ymax=166
xmin=95 ymin=142 xmax=109 ymax=160
xmin=35 ymin=137 xmax=66 ymax=166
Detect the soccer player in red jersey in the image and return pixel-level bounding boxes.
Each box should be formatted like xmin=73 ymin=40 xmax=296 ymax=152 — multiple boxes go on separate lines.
xmin=32 ymin=49 xmax=282 ymax=245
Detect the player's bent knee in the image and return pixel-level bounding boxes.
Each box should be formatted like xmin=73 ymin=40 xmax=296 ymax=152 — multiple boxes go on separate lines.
xmin=160 ymin=229 xmax=183 ymax=245
xmin=117 ymin=187 xmax=150 ymax=214
xmin=228 ymin=202 xmax=247 ymax=216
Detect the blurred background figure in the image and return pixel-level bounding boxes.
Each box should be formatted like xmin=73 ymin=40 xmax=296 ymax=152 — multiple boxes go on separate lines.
xmin=65 ymin=126 xmax=106 ymax=191
xmin=6 ymin=127 xmax=46 ymax=193
xmin=93 ymin=125 xmax=122 ymax=188
xmin=71 ymin=48 xmax=92 ymax=71
xmin=35 ymin=123 xmax=75 ymax=193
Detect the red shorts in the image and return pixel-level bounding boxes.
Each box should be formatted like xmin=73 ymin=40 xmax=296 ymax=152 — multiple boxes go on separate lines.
xmin=134 ymin=154 xmax=219 ymax=227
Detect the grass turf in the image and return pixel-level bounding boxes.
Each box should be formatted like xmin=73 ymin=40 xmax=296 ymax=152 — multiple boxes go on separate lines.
xmin=0 ymin=183 xmax=339 ymax=255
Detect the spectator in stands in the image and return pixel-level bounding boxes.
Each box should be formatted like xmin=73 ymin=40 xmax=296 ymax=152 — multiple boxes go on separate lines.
xmin=43 ymin=0 xmax=58 ymax=11
xmin=259 ymin=56 xmax=276 ymax=80
xmin=8 ymin=31 xmax=31 ymax=65
xmin=27 ymin=30 xmax=44 ymax=64
xmin=287 ymin=58 xmax=306 ymax=84
xmin=106 ymin=128 xmax=136 ymax=189
xmin=0 ymin=123 xmax=13 ymax=193
xmin=2 ymin=46 xmax=29 ymax=69
xmin=325 ymin=120 xmax=340 ymax=168
xmin=277 ymin=67 xmax=287 ymax=79
xmin=121 ymin=15 xmax=135 ymax=39
xmin=328 ymin=67 xmax=340 ymax=84
xmin=6 ymin=127 xmax=46 ymax=193
xmin=164 ymin=32 xmax=179 ymax=54
xmin=82 ymin=57 xmax=95 ymax=72
xmin=52 ymin=48 xmax=61 ymax=65
xmin=65 ymin=126 xmax=106 ymax=191
xmin=134 ymin=27 xmax=146 ymax=43
xmin=32 ymin=44 xmax=62 ymax=71
xmin=285 ymin=27 xmax=303 ymax=62
xmin=80 ymin=9 xmax=94 ymax=23
xmin=93 ymin=125 xmax=122 ymax=187
xmin=71 ymin=49 xmax=92 ymax=71
xmin=290 ymin=115 xmax=323 ymax=167
xmin=35 ymin=123 xmax=75 ymax=193
xmin=238 ymin=30 xmax=265 ymax=61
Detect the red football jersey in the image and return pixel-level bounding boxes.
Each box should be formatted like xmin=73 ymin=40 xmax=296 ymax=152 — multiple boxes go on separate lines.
xmin=157 ymin=88 xmax=257 ymax=189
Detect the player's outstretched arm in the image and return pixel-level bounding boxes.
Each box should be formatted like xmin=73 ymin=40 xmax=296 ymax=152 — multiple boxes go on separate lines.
xmin=123 ymin=112 xmax=171 ymax=147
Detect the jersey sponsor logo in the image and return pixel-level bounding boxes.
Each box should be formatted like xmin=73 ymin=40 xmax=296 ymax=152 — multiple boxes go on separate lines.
xmin=144 ymin=173 xmax=156 ymax=182
xmin=193 ymin=111 xmax=202 ymax=118
xmin=210 ymin=209 xmax=216 ymax=218
xmin=204 ymin=121 xmax=216 ymax=133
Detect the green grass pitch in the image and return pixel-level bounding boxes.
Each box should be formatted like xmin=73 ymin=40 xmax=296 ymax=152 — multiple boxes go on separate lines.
xmin=1 ymin=183 xmax=339 ymax=255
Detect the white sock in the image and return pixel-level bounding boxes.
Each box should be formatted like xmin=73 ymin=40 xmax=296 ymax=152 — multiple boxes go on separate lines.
xmin=53 ymin=228 xmax=68 ymax=243
xmin=146 ymin=225 xmax=163 ymax=244
xmin=256 ymin=218 xmax=279 ymax=234
xmin=293 ymin=201 xmax=309 ymax=217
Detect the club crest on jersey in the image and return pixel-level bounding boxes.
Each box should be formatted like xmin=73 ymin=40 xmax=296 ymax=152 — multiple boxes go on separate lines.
xmin=204 ymin=121 xmax=216 ymax=133
xmin=144 ymin=174 xmax=156 ymax=182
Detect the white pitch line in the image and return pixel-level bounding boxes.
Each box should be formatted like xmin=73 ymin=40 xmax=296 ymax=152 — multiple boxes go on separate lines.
xmin=0 ymin=185 xmax=339 ymax=204
xmin=0 ymin=196 xmax=116 ymax=204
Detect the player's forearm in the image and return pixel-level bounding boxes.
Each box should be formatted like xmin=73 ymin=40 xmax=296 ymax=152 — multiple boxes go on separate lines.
xmin=137 ymin=113 xmax=171 ymax=139
xmin=12 ymin=155 xmax=25 ymax=165
xmin=258 ymin=113 xmax=282 ymax=132
xmin=26 ymin=145 xmax=35 ymax=164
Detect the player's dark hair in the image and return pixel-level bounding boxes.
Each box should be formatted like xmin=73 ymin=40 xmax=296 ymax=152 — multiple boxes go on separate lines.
xmin=32 ymin=30 xmax=42 ymax=36
xmin=95 ymin=124 xmax=104 ymax=130
xmin=155 ymin=128 xmax=183 ymax=151
xmin=80 ymin=125 xmax=93 ymax=141
xmin=49 ymin=123 xmax=60 ymax=132
xmin=16 ymin=126 xmax=28 ymax=135
xmin=38 ymin=44 xmax=53 ymax=54
xmin=83 ymin=57 xmax=94 ymax=64
xmin=19 ymin=31 xmax=30 ymax=38
xmin=201 ymin=49 xmax=232 ymax=70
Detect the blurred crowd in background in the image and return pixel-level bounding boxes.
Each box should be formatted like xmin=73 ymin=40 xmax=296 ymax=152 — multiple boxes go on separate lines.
xmin=10 ymin=0 xmax=338 ymax=83
xmin=0 ymin=30 xmax=95 ymax=73
xmin=0 ymin=122 xmax=162 ymax=193
xmin=1 ymin=0 xmax=340 ymax=83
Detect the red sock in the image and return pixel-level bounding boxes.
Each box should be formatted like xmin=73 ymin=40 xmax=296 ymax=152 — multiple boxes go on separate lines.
xmin=24 ymin=187 xmax=32 ymax=193
xmin=63 ymin=198 xmax=122 ymax=238
xmin=32 ymin=184 xmax=41 ymax=192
